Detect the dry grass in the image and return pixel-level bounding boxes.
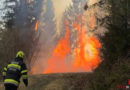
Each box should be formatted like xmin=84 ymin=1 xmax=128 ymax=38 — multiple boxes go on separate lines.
xmin=0 ymin=73 xmax=90 ymax=90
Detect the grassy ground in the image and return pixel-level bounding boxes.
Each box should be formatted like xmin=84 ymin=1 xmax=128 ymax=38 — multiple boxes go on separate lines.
xmin=0 ymin=73 xmax=91 ymax=90
xmin=1 ymin=57 xmax=129 ymax=90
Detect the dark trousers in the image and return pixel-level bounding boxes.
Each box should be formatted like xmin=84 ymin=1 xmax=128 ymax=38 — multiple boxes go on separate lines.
xmin=4 ymin=84 xmax=18 ymax=90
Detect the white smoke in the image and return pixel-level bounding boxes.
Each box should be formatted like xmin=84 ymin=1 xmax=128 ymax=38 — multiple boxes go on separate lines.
xmin=52 ymin=0 xmax=72 ymax=35
xmin=88 ymin=0 xmax=100 ymax=6
xmin=83 ymin=0 xmax=109 ymax=36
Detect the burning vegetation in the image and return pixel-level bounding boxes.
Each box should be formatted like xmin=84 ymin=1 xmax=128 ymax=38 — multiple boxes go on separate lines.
xmin=42 ymin=14 xmax=102 ymax=73
xmin=30 ymin=0 xmax=106 ymax=74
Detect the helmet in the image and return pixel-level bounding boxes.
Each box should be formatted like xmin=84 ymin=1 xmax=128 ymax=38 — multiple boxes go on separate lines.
xmin=16 ymin=51 xmax=24 ymax=59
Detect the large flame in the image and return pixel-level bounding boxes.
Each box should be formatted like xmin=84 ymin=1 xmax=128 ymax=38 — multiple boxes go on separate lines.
xmin=43 ymin=20 xmax=70 ymax=73
xmin=31 ymin=15 xmax=102 ymax=74
xmin=42 ymin=16 xmax=102 ymax=74
xmin=72 ymin=16 xmax=101 ymax=71
xmin=30 ymin=0 xmax=105 ymax=74
xmin=31 ymin=1 xmax=103 ymax=74
xmin=73 ymin=25 xmax=101 ymax=71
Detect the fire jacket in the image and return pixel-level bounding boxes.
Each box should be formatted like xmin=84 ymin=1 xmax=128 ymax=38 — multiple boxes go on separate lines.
xmin=2 ymin=58 xmax=28 ymax=86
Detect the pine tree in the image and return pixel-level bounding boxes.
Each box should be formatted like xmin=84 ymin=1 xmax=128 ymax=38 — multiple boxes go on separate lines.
xmin=0 ymin=0 xmax=43 ymax=77
xmin=41 ymin=0 xmax=56 ymax=49
xmin=3 ymin=0 xmax=17 ymax=30
xmin=89 ymin=0 xmax=130 ymax=89
xmin=64 ymin=0 xmax=86 ymax=23
xmin=43 ymin=0 xmax=55 ymax=32
xmin=63 ymin=0 xmax=86 ymax=50
xmin=101 ymin=0 xmax=130 ymax=64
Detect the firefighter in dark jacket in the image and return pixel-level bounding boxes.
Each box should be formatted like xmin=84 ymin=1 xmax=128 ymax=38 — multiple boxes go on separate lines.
xmin=2 ymin=51 xmax=28 ymax=90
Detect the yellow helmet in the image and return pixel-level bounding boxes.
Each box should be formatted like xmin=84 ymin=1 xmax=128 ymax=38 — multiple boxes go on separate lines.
xmin=16 ymin=51 xmax=24 ymax=59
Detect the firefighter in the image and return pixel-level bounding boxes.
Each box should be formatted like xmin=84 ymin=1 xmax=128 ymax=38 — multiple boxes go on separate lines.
xmin=2 ymin=51 xmax=28 ymax=90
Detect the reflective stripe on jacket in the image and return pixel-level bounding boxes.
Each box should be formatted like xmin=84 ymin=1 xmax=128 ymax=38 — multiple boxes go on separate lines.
xmin=3 ymin=58 xmax=28 ymax=86
xmin=4 ymin=79 xmax=19 ymax=86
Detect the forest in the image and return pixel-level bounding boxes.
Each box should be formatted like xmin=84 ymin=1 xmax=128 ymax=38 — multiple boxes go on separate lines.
xmin=0 ymin=0 xmax=130 ymax=89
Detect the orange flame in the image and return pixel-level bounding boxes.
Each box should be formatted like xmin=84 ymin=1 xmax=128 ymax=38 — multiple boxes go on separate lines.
xmin=35 ymin=21 xmax=38 ymax=32
xmin=72 ymin=15 xmax=101 ymax=71
xmin=31 ymin=14 xmax=102 ymax=74
xmin=73 ymin=27 xmax=101 ymax=71
xmin=42 ymin=17 xmax=102 ymax=74
xmin=43 ymin=20 xmax=70 ymax=74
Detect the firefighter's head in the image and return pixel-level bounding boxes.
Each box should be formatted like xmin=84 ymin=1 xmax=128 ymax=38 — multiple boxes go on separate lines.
xmin=16 ymin=51 xmax=24 ymax=59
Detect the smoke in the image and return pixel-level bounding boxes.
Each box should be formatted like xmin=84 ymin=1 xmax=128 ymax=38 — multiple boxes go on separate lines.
xmin=30 ymin=0 xmax=73 ymax=74
xmin=52 ymin=0 xmax=72 ymax=35
xmin=88 ymin=0 xmax=100 ymax=6
xmin=30 ymin=0 xmax=109 ymax=74
xmin=7 ymin=0 xmax=44 ymax=68
xmin=30 ymin=0 xmax=56 ymax=74
xmin=84 ymin=0 xmax=109 ymax=36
